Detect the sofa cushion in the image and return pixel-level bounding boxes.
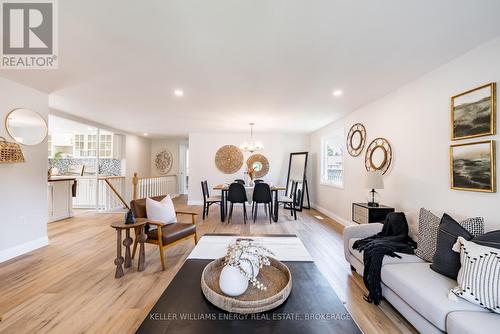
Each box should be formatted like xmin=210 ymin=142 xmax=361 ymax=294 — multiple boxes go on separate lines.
xmin=415 ymin=208 xmax=441 ymax=262
xmin=431 ymin=214 xmax=473 ymax=279
xmin=451 ymin=237 xmax=500 ymax=314
xmin=446 ymin=311 xmax=500 ymax=334
xmin=348 ymin=238 xmax=425 ymax=267
xmin=381 ymin=262 xmax=487 ymax=331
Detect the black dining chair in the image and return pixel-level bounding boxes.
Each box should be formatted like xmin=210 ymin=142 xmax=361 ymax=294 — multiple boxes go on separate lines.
xmin=234 ymin=179 xmax=245 ymax=185
xmin=253 ymin=179 xmax=264 ymax=184
xmin=227 ymin=182 xmax=248 ymax=224
xmin=252 ymin=183 xmax=272 ymax=224
xmin=278 ymin=181 xmax=298 ymax=220
xmin=201 ymin=180 xmax=222 ymax=220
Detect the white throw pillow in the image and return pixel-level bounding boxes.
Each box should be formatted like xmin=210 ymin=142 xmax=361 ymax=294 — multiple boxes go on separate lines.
xmin=451 ymin=237 xmax=500 ymax=314
xmin=146 ymin=195 xmax=177 ymax=225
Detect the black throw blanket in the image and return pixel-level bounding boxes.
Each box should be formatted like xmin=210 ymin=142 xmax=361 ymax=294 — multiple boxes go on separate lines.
xmin=352 ymin=212 xmax=416 ymax=305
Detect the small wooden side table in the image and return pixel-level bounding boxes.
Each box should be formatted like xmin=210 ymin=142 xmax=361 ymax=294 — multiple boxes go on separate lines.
xmin=352 ymin=203 xmax=395 ymax=224
xmin=110 ymin=219 xmax=147 ymax=278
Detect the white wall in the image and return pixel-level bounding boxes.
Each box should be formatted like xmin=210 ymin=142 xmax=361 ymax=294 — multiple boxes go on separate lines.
xmin=188 ymin=132 xmax=309 ymax=204
xmin=124 ymin=135 xmax=151 ymax=201
xmin=0 ymin=77 xmax=49 ymax=262
xmin=310 ymin=36 xmax=500 ymax=231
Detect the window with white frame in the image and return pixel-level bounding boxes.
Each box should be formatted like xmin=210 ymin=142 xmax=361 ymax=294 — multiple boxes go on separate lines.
xmin=321 ymin=131 xmax=344 ymax=187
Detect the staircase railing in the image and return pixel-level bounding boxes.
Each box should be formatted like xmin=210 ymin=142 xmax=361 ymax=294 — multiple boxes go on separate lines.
xmin=132 ymin=173 xmax=177 ymax=200
xmin=101 ymin=176 xmax=129 ymax=210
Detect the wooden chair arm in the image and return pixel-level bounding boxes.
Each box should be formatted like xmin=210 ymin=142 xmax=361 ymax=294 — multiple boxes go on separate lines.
xmin=145 ymin=220 xmax=168 ymax=227
xmin=175 ymin=211 xmax=198 ymax=225
xmin=175 ymin=210 xmax=198 ymax=216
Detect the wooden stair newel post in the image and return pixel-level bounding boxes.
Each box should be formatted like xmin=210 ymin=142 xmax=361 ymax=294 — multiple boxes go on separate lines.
xmin=132 ymin=172 xmax=138 ymax=200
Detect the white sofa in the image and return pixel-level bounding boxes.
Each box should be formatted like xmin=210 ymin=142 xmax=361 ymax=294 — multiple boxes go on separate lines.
xmin=343 ymin=223 xmax=500 ymax=334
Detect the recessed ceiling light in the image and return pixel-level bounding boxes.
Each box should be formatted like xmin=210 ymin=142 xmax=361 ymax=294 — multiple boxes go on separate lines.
xmin=174 ymin=89 xmax=184 ymax=97
xmin=332 ymin=90 xmax=343 ymax=97
xmin=143 ymin=133 xmax=148 ymax=136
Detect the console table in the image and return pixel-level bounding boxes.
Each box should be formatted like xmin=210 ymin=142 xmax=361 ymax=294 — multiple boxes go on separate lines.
xmin=352 ymin=203 xmax=394 ymax=224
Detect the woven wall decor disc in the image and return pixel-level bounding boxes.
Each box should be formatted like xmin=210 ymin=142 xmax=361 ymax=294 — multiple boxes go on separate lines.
xmin=246 ymin=154 xmax=270 ymax=178
xmin=364 ymin=137 xmax=392 ymax=175
xmin=215 ymin=145 xmax=244 ymax=174
xmin=155 ymin=149 xmax=173 ymax=175
xmin=346 ymin=123 xmax=366 ymax=157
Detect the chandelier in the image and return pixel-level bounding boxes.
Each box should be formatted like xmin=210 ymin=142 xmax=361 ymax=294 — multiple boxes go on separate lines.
xmin=240 ymin=123 xmax=263 ymax=153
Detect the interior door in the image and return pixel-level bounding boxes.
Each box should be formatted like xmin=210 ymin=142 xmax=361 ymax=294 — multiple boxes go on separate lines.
xmin=178 ymin=143 xmax=188 ymax=194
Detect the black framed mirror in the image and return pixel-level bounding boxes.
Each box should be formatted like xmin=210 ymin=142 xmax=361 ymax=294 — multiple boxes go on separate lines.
xmin=285 ymin=152 xmax=310 ymax=211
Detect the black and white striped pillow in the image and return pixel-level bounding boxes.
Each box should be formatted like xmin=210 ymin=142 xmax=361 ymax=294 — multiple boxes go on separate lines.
xmin=451 ymin=237 xmax=500 ymax=314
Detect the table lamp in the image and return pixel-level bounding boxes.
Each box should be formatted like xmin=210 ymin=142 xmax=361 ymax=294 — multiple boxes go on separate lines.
xmin=365 ymin=171 xmax=384 ymax=207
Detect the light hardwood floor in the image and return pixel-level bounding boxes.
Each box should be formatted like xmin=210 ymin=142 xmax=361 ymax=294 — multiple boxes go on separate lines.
xmin=0 ymin=196 xmax=417 ymax=334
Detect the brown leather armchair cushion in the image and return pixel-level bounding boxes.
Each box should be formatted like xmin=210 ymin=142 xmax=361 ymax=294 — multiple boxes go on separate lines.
xmin=146 ymin=223 xmax=196 ymax=245
xmin=130 ymin=196 xmax=196 ymax=246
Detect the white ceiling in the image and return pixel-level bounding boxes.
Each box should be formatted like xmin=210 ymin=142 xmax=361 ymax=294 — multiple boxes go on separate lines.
xmin=2 ymin=0 xmax=500 ymax=136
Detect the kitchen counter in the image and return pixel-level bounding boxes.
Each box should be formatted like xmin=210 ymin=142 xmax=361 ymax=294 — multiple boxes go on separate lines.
xmin=48 ymin=176 xmax=77 ymax=182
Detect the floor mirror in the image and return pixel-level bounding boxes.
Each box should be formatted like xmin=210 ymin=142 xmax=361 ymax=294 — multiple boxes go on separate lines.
xmin=285 ymin=152 xmax=310 ymax=211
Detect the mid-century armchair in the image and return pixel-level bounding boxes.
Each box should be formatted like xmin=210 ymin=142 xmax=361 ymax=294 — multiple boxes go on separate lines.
xmin=130 ymin=196 xmax=198 ymax=270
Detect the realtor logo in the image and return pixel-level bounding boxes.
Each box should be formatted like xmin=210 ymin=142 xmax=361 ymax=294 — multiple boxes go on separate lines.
xmin=1 ymin=0 xmax=58 ymax=69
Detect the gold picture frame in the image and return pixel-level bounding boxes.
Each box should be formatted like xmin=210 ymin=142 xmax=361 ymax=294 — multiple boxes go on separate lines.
xmin=450 ymin=140 xmax=496 ymax=193
xmin=451 ymin=83 xmax=496 ymax=140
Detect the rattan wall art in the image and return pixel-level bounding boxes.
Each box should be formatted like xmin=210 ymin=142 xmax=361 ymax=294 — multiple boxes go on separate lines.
xmin=215 ymin=145 xmax=244 ymax=174
xmin=0 ymin=136 xmax=25 ymax=163
xmin=364 ymin=137 xmax=392 ymax=174
xmin=154 ymin=149 xmax=173 ymax=175
xmin=246 ymin=154 xmax=269 ymax=178
xmin=346 ymin=123 xmax=366 ymax=157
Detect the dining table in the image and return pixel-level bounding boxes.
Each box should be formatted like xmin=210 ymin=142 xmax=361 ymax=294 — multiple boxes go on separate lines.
xmin=213 ymin=184 xmax=286 ymax=223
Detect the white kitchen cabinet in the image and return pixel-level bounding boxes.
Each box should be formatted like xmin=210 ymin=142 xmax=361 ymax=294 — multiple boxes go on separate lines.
xmin=48 ymin=179 xmax=74 ymax=223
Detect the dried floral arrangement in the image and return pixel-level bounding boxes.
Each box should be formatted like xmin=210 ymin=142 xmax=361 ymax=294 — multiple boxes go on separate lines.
xmin=247 ymin=167 xmax=255 ymax=180
xmin=224 ymin=238 xmax=274 ymax=291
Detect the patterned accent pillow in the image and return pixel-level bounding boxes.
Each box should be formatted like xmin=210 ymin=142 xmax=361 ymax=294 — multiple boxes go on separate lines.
xmin=459 ymin=217 xmax=484 ymax=237
xmin=451 ymin=237 xmax=500 ymax=314
xmin=415 ymin=208 xmax=440 ymax=262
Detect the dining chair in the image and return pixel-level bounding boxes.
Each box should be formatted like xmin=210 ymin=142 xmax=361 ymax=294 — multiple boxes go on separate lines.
xmin=278 ymin=180 xmax=298 ymax=220
xmin=254 ymin=179 xmax=264 ymax=184
xmin=227 ymin=182 xmax=248 ymax=224
xmin=234 ymin=179 xmax=245 ymax=185
xmin=201 ymin=180 xmax=222 ymax=220
xmin=252 ymin=183 xmax=272 ymax=224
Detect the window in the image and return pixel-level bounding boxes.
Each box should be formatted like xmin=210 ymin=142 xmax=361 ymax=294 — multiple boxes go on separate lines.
xmin=321 ymin=131 xmax=344 ymax=187
xmin=99 ymin=133 xmax=112 ymax=158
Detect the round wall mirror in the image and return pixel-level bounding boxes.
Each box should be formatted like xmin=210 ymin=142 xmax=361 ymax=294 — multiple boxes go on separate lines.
xmin=5 ymin=109 xmax=47 ymax=146
xmin=346 ymin=123 xmax=366 ymax=157
xmin=251 ymin=161 xmax=263 ymax=172
xmin=370 ymin=146 xmax=387 ymax=169
xmin=364 ymin=137 xmax=392 ymax=175
xmin=246 ymin=154 xmax=269 ymax=178
xmin=350 ymin=131 xmax=363 ymax=150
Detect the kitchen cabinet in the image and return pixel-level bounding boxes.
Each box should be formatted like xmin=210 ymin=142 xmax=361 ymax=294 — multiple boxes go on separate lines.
xmin=48 ymin=178 xmax=75 ymax=222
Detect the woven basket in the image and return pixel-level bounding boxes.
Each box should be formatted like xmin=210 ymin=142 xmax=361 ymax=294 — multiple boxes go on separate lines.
xmin=0 ymin=136 xmax=25 ymax=163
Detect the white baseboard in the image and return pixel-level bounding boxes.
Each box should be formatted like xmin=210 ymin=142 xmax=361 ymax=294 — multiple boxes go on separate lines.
xmin=0 ymin=236 xmax=49 ymax=263
xmin=311 ymin=203 xmax=353 ymax=227
xmin=187 ymin=200 xmax=203 ymax=206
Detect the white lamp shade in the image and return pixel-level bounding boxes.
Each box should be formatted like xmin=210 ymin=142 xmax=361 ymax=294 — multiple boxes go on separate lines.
xmin=365 ymin=171 xmax=384 ymax=189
